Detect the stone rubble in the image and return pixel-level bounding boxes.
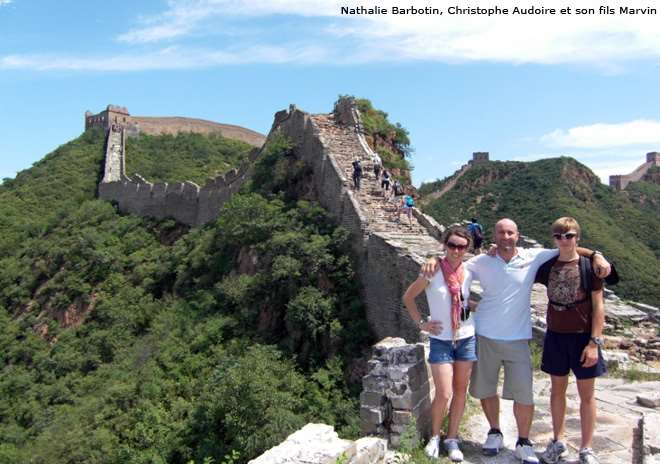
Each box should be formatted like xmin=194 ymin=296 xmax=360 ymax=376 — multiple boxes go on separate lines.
xmin=248 ymin=423 xmax=388 ymax=464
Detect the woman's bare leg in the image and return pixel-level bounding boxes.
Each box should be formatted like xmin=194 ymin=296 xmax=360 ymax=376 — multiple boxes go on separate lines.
xmin=447 ymin=361 xmax=474 ymax=438
xmin=430 ymin=363 xmax=453 ymax=436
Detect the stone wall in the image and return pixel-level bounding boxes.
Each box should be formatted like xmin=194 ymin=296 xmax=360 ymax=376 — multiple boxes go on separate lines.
xmin=98 ymin=124 xmax=261 ymax=226
xmin=273 ymin=104 xmax=439 ymax=343
xmin=609 ymin=151 xmax=659 ymax=190
xmin=360 ymin=338 xmax=432 ymax=448
xmin=86 ymin=105 xmax=265 ymax=147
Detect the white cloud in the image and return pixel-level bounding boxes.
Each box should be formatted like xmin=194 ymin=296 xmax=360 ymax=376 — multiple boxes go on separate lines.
xmin=0 ymin=44 xmax=328 ymax=71
xmin=541 ymin=120 xmax=660 ymax=148
xmin=114 ymin=0 xmax=660 ymax=66
xmin=0 ymin=0 xmax=12 ymax=6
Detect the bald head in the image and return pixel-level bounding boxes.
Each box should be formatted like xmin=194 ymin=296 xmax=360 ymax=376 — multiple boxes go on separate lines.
xmin=495 ymin=218 xmax=518 ymax=234
xmin=494 ymin=218 xmax=519 ymax=252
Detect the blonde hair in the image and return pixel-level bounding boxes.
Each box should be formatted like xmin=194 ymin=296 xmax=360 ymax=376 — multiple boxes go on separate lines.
xmin=551 ymin=217 xmax=581 ymax=237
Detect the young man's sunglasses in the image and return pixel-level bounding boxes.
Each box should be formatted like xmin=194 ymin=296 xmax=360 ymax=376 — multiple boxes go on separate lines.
xmin=552 ymin=232 xmax=578 ymax=240
xmin=446 ymin=242 xmax=468 ymax=250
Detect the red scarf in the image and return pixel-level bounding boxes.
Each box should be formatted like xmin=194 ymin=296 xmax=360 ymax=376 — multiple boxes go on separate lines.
xmin=439 ymin=258 xmax=465 ymax=338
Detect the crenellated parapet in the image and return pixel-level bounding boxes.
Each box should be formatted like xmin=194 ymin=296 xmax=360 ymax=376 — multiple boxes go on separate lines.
xmin=99 ymin=147 xmax=259 ymax=226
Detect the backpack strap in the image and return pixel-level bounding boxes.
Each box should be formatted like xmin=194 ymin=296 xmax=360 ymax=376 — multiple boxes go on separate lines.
xmin=535 ymin=256 xmax=559 ymax=286
xmin=579 ymin=256 xmax=593 ymax=294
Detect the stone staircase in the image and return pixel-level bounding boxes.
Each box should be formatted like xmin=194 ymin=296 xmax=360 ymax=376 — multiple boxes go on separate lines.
xmin=101 ymin=125 xmax=126 ymax=183
xmin=310 ymin=112 xmax=444 ymax=274
xmin=311 ymin=114 xmax=427 ymax=235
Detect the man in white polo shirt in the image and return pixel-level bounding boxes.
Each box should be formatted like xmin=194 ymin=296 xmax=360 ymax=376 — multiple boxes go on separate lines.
xmin=423 ymin=218 xmax=610 ymax=464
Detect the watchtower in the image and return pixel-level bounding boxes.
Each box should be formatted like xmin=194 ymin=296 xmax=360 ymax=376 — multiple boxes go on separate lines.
xmin=85 ymin=105 xmax=131 ymax=131
xmin=471 ymin=152 xmax=489 ymax=164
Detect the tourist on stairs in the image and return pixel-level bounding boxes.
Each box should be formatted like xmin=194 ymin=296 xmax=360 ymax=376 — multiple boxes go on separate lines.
xmin=352 ymin=158 xmax=362 ymax=191
xmin=403 ymin=226 xmax=477 ymax=462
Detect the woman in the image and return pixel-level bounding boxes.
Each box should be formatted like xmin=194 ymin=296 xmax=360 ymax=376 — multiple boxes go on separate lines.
xmin=535 ymin=217 xmax=606 ymax=464
xmin=403 ymin=226 xmax=477 ymax=462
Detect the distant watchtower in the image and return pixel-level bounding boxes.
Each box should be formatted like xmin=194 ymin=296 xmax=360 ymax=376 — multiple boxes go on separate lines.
xmin=609 ymin=151 xmax=659 ymax=190
xmin=85 ymin=105 xmax=131 ymax=131
xmin=471 ymin=152 xmax=489 ymax=164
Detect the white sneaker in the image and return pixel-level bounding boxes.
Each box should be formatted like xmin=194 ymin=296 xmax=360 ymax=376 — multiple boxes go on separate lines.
xmin=541 ymin=439 xmax=567 ymax=463
xmin=444 ymin=438 xmax=464 ymax=462
xmin=482 ymin=430 xmax=504 ymax=456
xmin=579 ymin=448 xmax=601 ymax=464
xmin=515 ymin=442 xmax=540 ymax=464
xmin=425 ymin=435 xmax=440 ymax=458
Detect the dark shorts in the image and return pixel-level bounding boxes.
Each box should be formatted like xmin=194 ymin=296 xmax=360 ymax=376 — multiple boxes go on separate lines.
xmin=428 ymin=335 xmax=478 ymax=364
xmin=381 ymin=180 xmax=390 ymax=190
xmin=473 ymin=237 xmax=483 ymax=248
xmin=541 ymin=331 xmax=606 ymax=380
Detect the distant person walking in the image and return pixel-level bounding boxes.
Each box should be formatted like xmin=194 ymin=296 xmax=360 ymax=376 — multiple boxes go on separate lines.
xmin=468 ymin=218 xmax=485 ymax=254
xmin=352 ymin=158 xmax=363 ymax=191
xmin=381 ymin=170 xmax=391 ymax=198
xmin=536 ymin=217 xmax=606 ymax=464
xmin=404 ymin=226 xmax=477 ymax=462
xmin=372 ymin=152 xmax=382 ymax=179
xmin=397 ymin=192 xmax=415 ymax=226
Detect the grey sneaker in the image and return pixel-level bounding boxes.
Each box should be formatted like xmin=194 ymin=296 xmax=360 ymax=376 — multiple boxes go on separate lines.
xmin=425 ymin=435 xmax=440 ymax=458
xmin=541 ymin=439 xmax=567 ymax=463
xmin=515 ymin=443 xmax=539 ymax=464
xmin=483 ymin=430 xmax=503 ymax=456
xmin=579 ymin=448 xmax=601 ymax=464
xmin=444 ymin=438 xmax=464 ymax=462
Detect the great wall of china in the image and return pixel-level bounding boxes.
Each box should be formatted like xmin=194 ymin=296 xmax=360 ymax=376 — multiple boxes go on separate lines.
xmin=91 ymin=98 xmax=659 ymax=463
xmin=609 ymin=151 xmax=660 ymax=190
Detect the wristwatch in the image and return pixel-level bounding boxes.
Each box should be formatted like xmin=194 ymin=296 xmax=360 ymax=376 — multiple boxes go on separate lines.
xmin=417 ymin=317 xmax=426 ymax=329
xmin=590 ymin=336 xmax=604 ymax=347
xmin=590 ymin=250 xmax=603 ymax=259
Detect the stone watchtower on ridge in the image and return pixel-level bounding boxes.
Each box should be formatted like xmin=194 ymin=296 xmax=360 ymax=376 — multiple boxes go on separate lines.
xmin=85 ymin=105 xmax=131 ymax=130
xmin=470 ymin=151 xmax=489 ymax=164
xmin=85 ymin=105 xmax=140 ymax=137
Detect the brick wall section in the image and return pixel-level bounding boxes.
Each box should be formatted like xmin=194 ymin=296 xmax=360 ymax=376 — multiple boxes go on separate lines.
xmin=609 ymin=151 xmax=659 ymax=190
xmin=272 ymin=102 xmax=443 ymax=343
xmin=98 ymin=123 xmax=260 ymax=226
xmin=360 ymin=338 xmax=432 ymax=449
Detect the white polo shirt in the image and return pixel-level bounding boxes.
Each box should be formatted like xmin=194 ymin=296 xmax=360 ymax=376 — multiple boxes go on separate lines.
xmin=466 ymin=248 xmax=557 ymax=341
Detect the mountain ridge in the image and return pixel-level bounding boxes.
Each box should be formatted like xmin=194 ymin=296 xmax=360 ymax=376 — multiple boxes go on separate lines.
xmin=420 ymin=156 xmax=660 ymax=305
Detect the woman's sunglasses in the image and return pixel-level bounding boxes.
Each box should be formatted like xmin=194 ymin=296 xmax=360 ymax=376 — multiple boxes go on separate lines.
xmin=552 ymin=232 xmax=577 ymax=240
xmin=446 ymin=242 xmax=468 ymax=250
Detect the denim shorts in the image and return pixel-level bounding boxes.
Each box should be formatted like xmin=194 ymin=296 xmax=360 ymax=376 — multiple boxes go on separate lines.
xmin=428 ymin=335 xmax=478 ymax=364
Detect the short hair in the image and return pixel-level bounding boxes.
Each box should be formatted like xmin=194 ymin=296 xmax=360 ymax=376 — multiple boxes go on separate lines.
xmin=442 ymin=226 xmax=472 ymax=247
xmin=551 ymin=217 xmax=581 ymax=237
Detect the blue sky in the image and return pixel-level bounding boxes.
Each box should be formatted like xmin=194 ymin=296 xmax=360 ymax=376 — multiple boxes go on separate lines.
xmin=1 ymin=0 xmax=660 ymax=186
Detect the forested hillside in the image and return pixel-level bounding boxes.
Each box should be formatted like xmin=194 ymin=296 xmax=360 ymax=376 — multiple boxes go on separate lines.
xmin=421 ymin=157 xmax=660 ymax=305
xmin=0 ymin=131 xmax=370 ymax=463
xmin=125 ymin=132 xmax=253 ymax=185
